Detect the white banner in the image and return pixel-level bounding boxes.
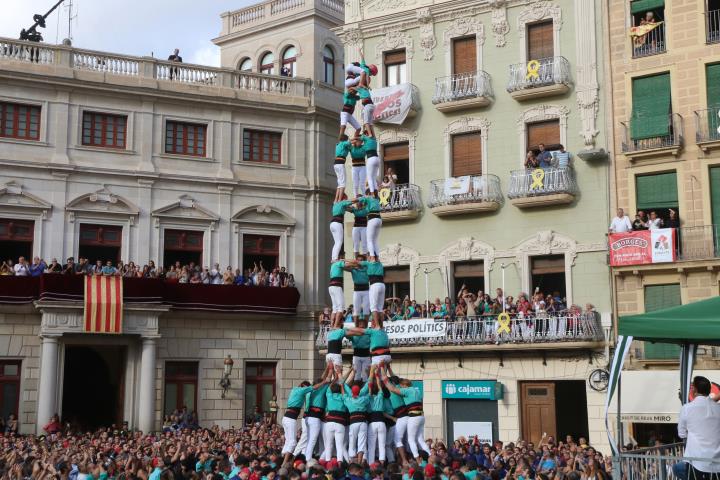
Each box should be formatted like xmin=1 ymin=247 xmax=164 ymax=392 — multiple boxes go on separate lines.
xmin=383 ymin=319 xmax=447 ymax=339
xmin=444 ymin=176 xmax=470 ymax=196
xmin=650 ymin=228 xmax=675 ymax=263
xmin=371 ymin=83 xmax=418 ymax=125
xmin=453 ymin=421 xmax=493 ymax=444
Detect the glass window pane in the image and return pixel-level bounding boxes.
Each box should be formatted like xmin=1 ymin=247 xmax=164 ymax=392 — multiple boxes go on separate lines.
xmin=0 ymin=383 xmax=17 ymax=419
xmin=245 ymin=365 xmax=258 ymax=377
xmin=182 ymin=383 xmax=196 ymax=411
xmin=261 ymin=383 xmax=274 ymax=412
xmin=3 ymin=364 xmax=17 ymax=376
xmin=244 ymin=385 xmax=257 ymax=420
xmin=164 ymin=383 xmax=178 ymax=414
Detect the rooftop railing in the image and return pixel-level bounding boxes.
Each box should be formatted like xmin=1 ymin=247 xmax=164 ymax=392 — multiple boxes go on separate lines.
xmin=507 ymin=166 xmax=577 ymax=199
xmin=380 ymin=184 xmax=421 ymax=214
xmin=695 ymin=107 xmax=720 ymax=144
xmin=506 ymin=56 xmax=571 ymax=93
xmin=621 ymin=113 xmax=683 ymax=153
xmin=316 ymin=313 xmax=604 ymax=349
xmin=223 ymin=0 xmax=343 ymax=34
xmin=432 ymin=70 xmax=493 ymax=105
xmin=427 ymin=175 xmax=503 ymax=209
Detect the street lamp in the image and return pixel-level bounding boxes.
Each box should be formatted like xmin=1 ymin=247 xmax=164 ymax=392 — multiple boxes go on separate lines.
xmin=220 ymin=355 xmax=234 ymax=399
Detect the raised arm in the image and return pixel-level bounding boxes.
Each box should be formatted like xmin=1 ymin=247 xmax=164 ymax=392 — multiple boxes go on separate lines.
xmin=344 ymin=367 xmax=355 ymax=385
xmin=344 ymin=327 xmax=366 ymax=337
xmin=381 ymin=370 xmax=402 ymax=395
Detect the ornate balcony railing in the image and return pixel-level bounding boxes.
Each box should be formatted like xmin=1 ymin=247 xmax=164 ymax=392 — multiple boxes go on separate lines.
xmin=695 ymin=107 xmax=720 ymax=144
xmin=315 ymin=313 xmax=604 ymax=350
xmin=631 ymin=21 xmax=666 ymax=58
xmin=621 ymin=113 xmax=683 ymax=153
xmin=708 ymin=9 xmax=720 ymax=43
xmin=507 ymin=167 xmax=577 ymax=199
xmin=427 ymin=175 xmax=503 ymax=209
xmin=380 ymin=184 xmax=421 ymax=214
xmin=432 ymin=70 xmax=493 ymax=105
xmin=506 ymin=56 xmax=571 ymax=93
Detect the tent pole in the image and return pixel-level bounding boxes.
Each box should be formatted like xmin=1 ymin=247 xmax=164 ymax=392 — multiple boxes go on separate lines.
xmin=613 ymin=371 xmax=623 ymax=479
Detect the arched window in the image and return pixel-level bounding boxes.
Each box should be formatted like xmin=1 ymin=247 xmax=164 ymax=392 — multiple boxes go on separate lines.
xmin=260 ymin=52 xmax=275 ymax=75
xmin=239 ymin=58 xmax=252 ymax=72
xmin=323 ymin=46 xmax=335 ymax=85
xmin=282 ymin=46 xmax=297 ymax=77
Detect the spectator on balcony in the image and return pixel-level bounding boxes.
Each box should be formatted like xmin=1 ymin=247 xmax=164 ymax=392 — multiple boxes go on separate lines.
xmin=45 ymin=258 xmax=62 ymax=273
xmin=666 ymin=208 xmax=680 ymax=229
xmin=646 ymin=211 xmax=664 ymax=230
xmin=29 ymin=256 xmax=46 ymax=277
xmin=633 ymin=213 xmax=648 ymax=231
xmin=223 ymin=266 xmax=235 ymax=285
xmin=0 ymin=261 xmax=11 ymax=275
xmin=536 ymin=144 xmax=552 ymax=168
xmin=384 ymin=167 xmax=398 ymax=186
xmin=101 ymin=260 xmax=117 ymax=276
xmin=524 ymin=150 xmax=539 ymax=169
xmin=551 ymin=145 xmax=572 ymax=169
xmin=609 ymin=208 xmax=632 ymax=233
xmin=167 ymin=48 xmax=182 ymax=80
xmin=13 ymin=257 xmax=30 ymax=276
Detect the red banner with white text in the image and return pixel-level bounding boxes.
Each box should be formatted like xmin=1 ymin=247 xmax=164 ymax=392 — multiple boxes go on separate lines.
xmin=608 ymin=228 xmax=676 ymax=266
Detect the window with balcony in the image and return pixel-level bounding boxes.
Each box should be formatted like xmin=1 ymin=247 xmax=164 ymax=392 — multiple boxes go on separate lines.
xmin=630 ymin=0 xmax=666 ymax=57
xmin=530 ymin=255 xmax=566 ymax=300
xmin=0 ymin=219 xmax=34 ymax=262
xmin=453 ymin=36 xmax=477 ymax=75
xmin=382 ymin=142 xmax=409 ymax=185
xmin=624 ymin=73 xmax=678 ymax=153
xmin=384 ymin=50 xmax=406 ymax=87
xmin=243 ymin=234 xmax=279 ymax=271
xmin=79 ymin=224 xmax=122 ymax=263
xmin=82 ymin=112 xmax=127 ymax=149
xmin=708 ymin=0 xmax=720 ymax=43
xmin=163 ymin=229 xmax=203 ymax=267
xmin=698 ymin=63 xmax=720 ymax=144
xmin=451 ymin=132 xmax=482 ymax=177
xmin=0 ymin=102 xmax=40 ymax=141
xmin=164 ymin=121 xmax=206 ymax=157
xmin=282 ymin=46 xmax=297 ymax=77
xmin=643 ymin=284 xmax=681 ymax=359
xmin=635 ymin=172 xmax=678 ymax=226
xmin=453 ymin=261 xmax=484 ymax=298
xmin=164 ymin=361 xmax=198 ymax=415
xmin=243 ymin=130 xmax=281 ymax=164
xmin=527 ymin=21 xmax=553 ymax=61
xmin=384 ymin=266 xmax=410 ymax=300
xmin=323 ymin=46 xmax=335 ymax=85
xmin=527 ymin=120 xmax=561 ymax=154
xmin=0 ymin=362 xmax=20 ymax=422
xmin=245 ymin=362 xmax=276 ymax=420
xmin=260 ymin=52 xmax=275 ymax=75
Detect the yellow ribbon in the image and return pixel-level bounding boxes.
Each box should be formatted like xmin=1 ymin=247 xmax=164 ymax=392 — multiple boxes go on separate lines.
xmin=378 ymin=188 xmax=391 ymax=206
xmin=526 ymin=60 xmax=541 ymax=80
xmin=497 ymin=312 xmax=511 ymax=334
xmin=530 ymin=168 xmax=545 ymax=190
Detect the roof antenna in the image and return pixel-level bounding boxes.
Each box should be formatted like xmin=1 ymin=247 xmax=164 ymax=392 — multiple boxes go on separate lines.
xmin=64 ymin=0 xmax=77 ymax=44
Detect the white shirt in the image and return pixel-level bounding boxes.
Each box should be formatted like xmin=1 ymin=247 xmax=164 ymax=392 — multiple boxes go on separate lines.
xmin=647 ymin=218 xmax=663 ymax=230
xmin=13 ymin=263 xmax=29 ymax=276
xmin=609 ymin=215 xmax=632 ymax=233
xmin=678 ymin=395 xmax=720 ymax=472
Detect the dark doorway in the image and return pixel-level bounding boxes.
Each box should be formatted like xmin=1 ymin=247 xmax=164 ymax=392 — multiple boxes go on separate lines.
xmin=79 ymin=245 xmax=121 ymax=264
xmin=163 ymin=230 xmax=203 ymax=268
xmin=453 ymin=261 xmax=485 ymax=298
xmin=243 ymin=235 xmax=280 ymax=271
xmin=0 ymin=219 xmax=34 ymax=263
xmin=632 ymin=422 xmax=680 ymax=447
xmin=78 ymin=224 xmax=121 ymax=263
xmin=554 ymin=380 xmax=589 ymax=442
xmin=62 ymin=345 xmax=125 ymax=430
xmin=531 ymin=255 xmax=566 ymax=299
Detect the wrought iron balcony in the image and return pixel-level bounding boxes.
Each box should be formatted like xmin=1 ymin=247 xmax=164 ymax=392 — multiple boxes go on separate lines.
xmin=379 ymin=183 xmax=421 ymax=222
xmin=694 ymin=107 xmax=720 ymax=150
xmin=507 ymin=167 xmax=577 ymax=208
xmin=427 ymin=175 xmax=503 ymax=216
xmin=506 ymin=56 xmax=571 ymax=100
xmin=708 ymin=9 xmax=720 ymax=43
xmin=432 ymin=70 xmax=493 ymax=112
xmin=621 ymin=113 xmax=683 ymax=159
xmin=631 ymin=21 xmax=666 ymax=58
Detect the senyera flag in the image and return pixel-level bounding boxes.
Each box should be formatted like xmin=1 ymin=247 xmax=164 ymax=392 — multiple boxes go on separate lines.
xmin=608 ymin=228 xmax=676 ymax=266
xmin=84 ymin=275 xmax=123 ymax=333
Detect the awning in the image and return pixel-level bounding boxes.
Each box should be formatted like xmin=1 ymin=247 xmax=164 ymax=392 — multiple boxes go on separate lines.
xmin=612 ymin=370 xmax=681 ymax=423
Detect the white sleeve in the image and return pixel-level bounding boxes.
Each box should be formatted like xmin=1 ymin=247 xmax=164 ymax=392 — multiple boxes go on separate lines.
xmin=677 ymin=407 xmax=688 ymax=439
xmin=624 ymin=217 xmax=632 ymax=231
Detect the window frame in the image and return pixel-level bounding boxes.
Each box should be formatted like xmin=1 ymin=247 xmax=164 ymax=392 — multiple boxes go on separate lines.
xmin=244 ymin=362 xmax=277 ymax=417
xmin=82 ymin=111 xmax=127 ymax=149
xmin=0 ymin=361 xmax=21 ymax=421
xmin=163 ymin=361 xmax=199 ymax=415
xmin=0 ymin=102 xmax=40 ymax=141
xmin=164 ymin=120 xmax=207 ymax=157
xmin=282 ymin=46 xmax=297 ymax=77
xmin=323 ymin=46 xmax=335 ymax=85
xmin=451 ymin=131 xmax=483 ymax=177
xmin=239 ymin=58 xmax=253 ymax=72
xmin=526 ymin=20 xmax=555 ymax=61
xmin=260 ymin=52 xmax=275 ymax=75
xmin=242 ymin=129 xmax=282 ymax=164
xmin=383 ymin=49 xmax=407 ymax=87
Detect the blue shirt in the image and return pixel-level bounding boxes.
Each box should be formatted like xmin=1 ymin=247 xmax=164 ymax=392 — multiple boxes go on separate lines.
xmin=367 ymin=328 xmax=389 ymax=350
xmin=287 ymin=386 xmax=313 ymax=409
xmin=326 ymin=389 xmax=348 ymax=412
xmin=537 ymin=150 xmax=552 ymax=168
xmin=351 ymin=268 xmax=369 ymax=286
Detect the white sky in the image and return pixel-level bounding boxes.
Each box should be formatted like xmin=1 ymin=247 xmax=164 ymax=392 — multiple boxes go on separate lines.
xmin=0 ymin=0 xmax=258 ymax=66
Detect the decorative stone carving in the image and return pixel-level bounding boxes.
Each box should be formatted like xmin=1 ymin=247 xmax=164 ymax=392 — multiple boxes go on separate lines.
xmin=574 ymin=0 xmax=600 ymax=148
xmin=362 ymin=0 xmax=416 ymax=13
xmin=231 ymin=205 xmax=296 ymax=228
xmin=517 ymin=105 xmax=569 ymax=130
xmin=375 ymin=30 xmax=414 ymax=60
xmin=515 ymin=230 xmax=578 ymax=265
xmin=416 ymin=8 xmax=436 ymax=61
xmin=440 ymin=237 xmax=495 ymax=266
xmin=342 ymin=27 xmax=363 ymax=47
xmin=443 ymin=117 xmax=491 ymax=144
xmin=0 ymin=181 xmax=52 ymax=218
xmin=66 ymin=185 xmax=140 ymax=220
xmin=517 ymin=1 xmax=562 ymax=37
xmin=443 ymin=17 xmax=485 ymax=51
xmin=379 ymin=243 xmax=419 ymax=266
xmin=376 ymin=127 xmax=417 ymax=150
xmin=151 ymin=195 xmax=219 ymax=223
xmin=489 ymin=0 xmax=510 ymax=47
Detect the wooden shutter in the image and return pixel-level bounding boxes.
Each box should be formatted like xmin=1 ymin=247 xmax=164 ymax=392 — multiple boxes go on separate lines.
xmin=711 ymin=167 xmax=720 ymax=227
xmin=531 ymin=255 xmax=565 ymax=274
xmin=384 ymin=50 xmax=406 ymax=65
xmin=452 ymin=36 xmax=477 ymax=75
xmin=383 ymin=142 xmax=409 ymax=161
xmin=384 ymin=267 xmax=409 ymax=283
xmin=635 ymin=172 xmax=678 ymax=210
xmin=643 ymin=284 xmax=681 ymax=359
xmin=452 ymin=132 xmax=482 ymax=177
xmin=527 ymin=21 xmax=554 ymax=60
xmin=454 ymin=261 xmax=484 ymax=277
xmin=706 ymin=64 xmax=720 ymax=108
xmin=526 ymin=120 xmax=560 ymax=151
xmin=631 ymin=73 xmax=671 ymax=139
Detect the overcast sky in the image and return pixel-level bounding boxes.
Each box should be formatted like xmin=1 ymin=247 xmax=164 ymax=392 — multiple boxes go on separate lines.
xmin=1 ymin=0 xmax=258 ymax=66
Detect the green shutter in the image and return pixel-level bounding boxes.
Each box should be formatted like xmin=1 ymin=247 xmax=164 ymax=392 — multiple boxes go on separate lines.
xmin=711 ymin=167 xmax=720 ymax=227
xmin=635 ymin=172 xmax=678 ymax=210
xmin=706 ymin=64 xmax=720 ymax=140
xmin=643 ymin=284 xmax=681 ymax=360
xmin=631 ymin=73 xmax=671 ymax=140
xmin=631 ymin=0 xmax=665 ymax=14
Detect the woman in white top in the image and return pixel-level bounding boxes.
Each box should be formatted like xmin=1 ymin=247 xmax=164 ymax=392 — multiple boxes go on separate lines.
xmin=646 ymin=211 xmax=664 ymax=230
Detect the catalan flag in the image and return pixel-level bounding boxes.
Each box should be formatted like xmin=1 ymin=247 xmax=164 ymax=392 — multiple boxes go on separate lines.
xmin=84 ymin=275 xmax=123 ymax=333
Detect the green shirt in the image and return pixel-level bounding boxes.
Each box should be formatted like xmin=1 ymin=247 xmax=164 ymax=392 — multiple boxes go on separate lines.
xmin=362 ymin=135 xmax=377 ymax=152
xmin=326 ymin=389 xmax=348 ymax=412
xmin=389 ymin=390 xmax=405 ymax=411
xmin=308 ymin=384 xmax=330 ymax=409
xmin=350 ymin=143 xmax=366 ymax=160
xmin=351 ymin=333 xmax=370 ymax=349
xmin=330 ymin=260 xmax=345 ymax=279
xmin=359 ymin=196 xmax=381 ymax=213
xmin=399 ymin=386 xmax=423 ymax=405
xmin=343 ymin=384 xmax=370 ymax=412
xmin=335 ymin=140 xmax=351 ymax=158
xmin=360 ymin=260 xmax=384 ymax=276
xmin=343 ymin=91 xmax=359 ymax=107
xmin=327 ymin=328 xmax=346 ymax=343
xmin=370 ymin=390 xmax=385 ymax=413
xmin=287 ymin=386 xmax=314 ymax=409
xmin=352 ymin=206 xmax=367 ymax=218
xmin=332 ymin=200 xmax=352 ymax=217
xmin=367 ymin=327 xmax=389 ymax=350
xmin=351 ymin=267 xmax=369 ymax=286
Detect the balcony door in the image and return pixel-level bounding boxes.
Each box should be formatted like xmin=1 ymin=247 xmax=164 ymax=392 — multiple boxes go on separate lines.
xmin=79 ymin=224 xmax=122 ymax=263
xmin=382 ymin=142 xmax=410 ymax=185
xmin=242 ymin=234 xmax=280 ymax=271
xmin=527 ymin=20 xmax=553 ymax=61
xmin=163 ymin=229 xmax=203 ymax=268
xmin=527 ymin=120 xmax=561 ymax=154
xmin=0 ymin=219 xmax=33 ymax=262
xmin=530 ymin=255 xmax=566 ymax=300
xmin=520 ymin=382 xmax=556 ymax=444
xmin=451 ymin=132 xmax=482 ymax=177
xmin=452 ymin=36 xmax=476 ymax=75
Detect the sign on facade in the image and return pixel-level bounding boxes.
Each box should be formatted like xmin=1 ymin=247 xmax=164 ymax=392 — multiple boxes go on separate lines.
xmin=442 ymin=380 xmax=503 ymax=400
xmin=608 ymin=228 xmax=676 ymax=266
xmin=371 ymin=83 xmax=418 ymax=125
xmin=453 ymin=421 xmax=493 ymax=444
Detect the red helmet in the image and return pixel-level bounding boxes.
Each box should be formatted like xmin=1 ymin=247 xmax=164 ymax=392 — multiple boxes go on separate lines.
xmin=368 ymin=64 xmax=378 ymax=76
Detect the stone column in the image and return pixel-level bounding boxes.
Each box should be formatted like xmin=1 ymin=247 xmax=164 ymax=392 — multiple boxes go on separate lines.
xmin=138 ymin=337 xmax=158 ymax=433
xmin=37 ymin=335 xmax=60 ymax=435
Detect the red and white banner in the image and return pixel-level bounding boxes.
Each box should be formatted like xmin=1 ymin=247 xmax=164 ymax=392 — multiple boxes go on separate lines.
xmin=371 ymin=83 xmax=419 ymax=125
xmin=84 ymin=276 xmax=123 ymax=333
xmin=608 ymin=228 xmax=676 ymax=266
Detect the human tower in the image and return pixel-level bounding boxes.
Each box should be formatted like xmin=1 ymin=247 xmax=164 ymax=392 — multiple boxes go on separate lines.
xmin=279 ymin=55 xmax=429 ymax=469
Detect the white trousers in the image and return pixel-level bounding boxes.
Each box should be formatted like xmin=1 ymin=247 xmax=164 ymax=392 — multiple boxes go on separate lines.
xmin=394 ymin=416 xmax=408 ymax=448
xmin=367 ymin=421 xmax=387 ymax=464
xmin=362 ymin=104 xmax=376 ymax=126
xmin=366 ymin=156 xmax=381 ymax=193
xmin=293 ymin=417 xmax=308 ymax=455
xmin=352 ymin=226 xmax=367 ymax=255
xmin=352 ymin=165 xmax=367 ymax=197
xmin=369 ymin=282 xmax=386 ymax=313
xmin=330 ymin=221 xmax=344 ymax=261
xmin=323 ymin=421 xmax=348 ymax=462
xmin=334 ymin=163 xmax=346 ymax=188
xmin=348 ymin=421 xmax=368 ymax=457
xmin=385 ymin=425 xmax=396 ymax=462
xmin=352 ymin=356 xmax=371 ymax=381
xmin=367 ymin=217 xmax=382 ymax=258
xmin=406 ymin=415 xmax=429 ymax=458
xmin=281 ymin=416 xmax=298 ymax=454
xmin=353 ymin=290 xmax=370 ymax=317
xmin=340 ymin=111 xmax=361 ymax=131
xmin=328 ymin=286 xmax=344 ymax=313
xmin=304 ymin=417 xmax=324 ymax=459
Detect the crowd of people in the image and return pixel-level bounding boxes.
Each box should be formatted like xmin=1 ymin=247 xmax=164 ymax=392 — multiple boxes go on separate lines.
xmin=0 ymin=257 xmax=295 ymax=288
xmin=523 ymin=144 xmax=572 ymax=171
xmin=608 ymin=208 xmax=680 ymax=234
